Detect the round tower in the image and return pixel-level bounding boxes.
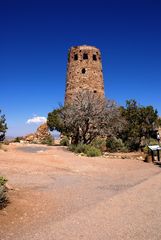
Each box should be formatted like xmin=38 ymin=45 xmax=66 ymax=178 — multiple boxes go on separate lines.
xmin=65 ymin=45 xmax=105 ymax=105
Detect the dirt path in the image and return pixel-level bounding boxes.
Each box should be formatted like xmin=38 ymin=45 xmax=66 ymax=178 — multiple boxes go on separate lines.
xmin=0 ymin=144 xmax=161 ymax=239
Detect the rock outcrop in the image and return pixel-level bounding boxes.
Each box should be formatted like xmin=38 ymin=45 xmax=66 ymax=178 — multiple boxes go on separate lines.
xmin=24 ymin=123 xmax=53 ymax=144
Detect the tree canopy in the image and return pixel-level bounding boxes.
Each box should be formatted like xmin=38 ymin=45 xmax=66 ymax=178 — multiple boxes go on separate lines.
xmin=48 ymin=94 xmax=159 ymax=151
xmin=0 ymin=110 xmax=7 ymax=142
xmin=119 ymin=99 xmax=158 ymax=150
xmin=47 ymin=91 xmax=124 ymax=144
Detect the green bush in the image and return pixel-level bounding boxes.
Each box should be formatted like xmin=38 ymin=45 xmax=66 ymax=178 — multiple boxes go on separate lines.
xmin=13 ymin=137 xmax=23 ymax=143
xmin=68 ymin=143 xmax=86 ymax=153
xmin=41 ymin=135 xmax=54 ymax=146
xmin=0 ymin=176 xmax=8 ymax=209
xmin=0 ymin=186 xmax=8 ymax=209
xmin=91 ymin=137 xmax=106 ymax=152
xmin=106 ymin=137 xmax=126 ymax=152
xmin=60 ymin=136 xmax=69 ymax=146
xmin=148 ymin=138 xmax=158 ymax=145
xmin=75 ymin=144 xmax=87 ymax=153
xmin=0 ymin=176 xmax=7 ymax=186
xmin=85 ymin=146 xmax=102 ymax=157
xmin=68 ymin=143 xmax=102 ymax=157
xmin=68 ymin=144 xmax=77 ymax=152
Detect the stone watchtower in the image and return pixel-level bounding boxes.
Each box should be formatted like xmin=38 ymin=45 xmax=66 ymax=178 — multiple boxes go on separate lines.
xmin=65 ymin=45 xmax=105 ymax=105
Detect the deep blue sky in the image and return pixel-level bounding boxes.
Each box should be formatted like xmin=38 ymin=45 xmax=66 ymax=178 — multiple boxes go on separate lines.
xmin=0 ymin=0 xmax=161 ymax=136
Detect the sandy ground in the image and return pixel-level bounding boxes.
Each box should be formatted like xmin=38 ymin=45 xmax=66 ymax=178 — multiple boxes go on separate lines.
xmin=0 ymin=143 xmax=161 ymax=240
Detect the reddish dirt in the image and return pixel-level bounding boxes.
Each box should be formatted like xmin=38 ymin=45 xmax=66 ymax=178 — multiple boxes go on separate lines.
xmin=0 ymin=143 xmax=161 ymax=240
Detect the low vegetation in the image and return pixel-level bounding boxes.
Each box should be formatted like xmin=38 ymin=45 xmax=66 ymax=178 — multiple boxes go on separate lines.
xmin=91 ymin=137 xmax=106 ymax=152
xmin=13 ymin=136 xmax=23 ymax=143
xmin=60 ymin=136 xmax=69 ymax=146
xmin=0 ymin=176 xmax=8 ymax=209
xmin=85 ymin=146 xmax=102 ymax=157
xmin=41 ymin=135 xmax=54 ymax=146
xmin=69 ymin=144 xmax=101 ymax=157
xmin=106 ymin=137 xmax=127 ymax=153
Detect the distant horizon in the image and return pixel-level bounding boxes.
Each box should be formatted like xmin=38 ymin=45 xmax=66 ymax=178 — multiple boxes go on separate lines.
xmin=6 ymin=130 xmax=60 ymax=139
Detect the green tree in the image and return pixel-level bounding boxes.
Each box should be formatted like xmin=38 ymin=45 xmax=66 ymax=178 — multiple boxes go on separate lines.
xmin=0 ymin=110 xmax=7 ymax=142
xmin=119 ymin=100 xmax=158 ymax=150
xmin=47 ymin=107 xmax=66 ymax=133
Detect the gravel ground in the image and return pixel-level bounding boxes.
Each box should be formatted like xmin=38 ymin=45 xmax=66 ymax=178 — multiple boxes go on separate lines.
xmin=0 ymin=143 xmax=161 ymax=240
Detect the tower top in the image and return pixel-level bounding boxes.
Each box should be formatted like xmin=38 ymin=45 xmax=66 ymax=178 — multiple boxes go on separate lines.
xmin=70 ymin=45 xmax=100 ymax=51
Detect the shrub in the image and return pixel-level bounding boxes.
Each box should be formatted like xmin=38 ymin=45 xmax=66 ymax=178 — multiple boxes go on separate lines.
xmin=0 ymin=186 xmax=8 ymax=209
xmin=68 ymin=144 xmax=77 ymax=152
xmin=0 ymin=176 xmax=7 ymax=186
xmin=0 ymin=176 xmax=8 ymax=209
xmin=60 ymin=136 xmax=69 ymax=146
xmin=106 ymin=137 xmax=126 ymax=152
xmin=85 ymin=146 xmax=102 ymax=157
xmin=75 ymin=144 xmax=87 ymax=153
xmin=91 ymin=137 xmax=106 ymax=152
xmin=41 ymin=135 xmax=54 ymax=146
xmin=69 ymin=143 xmax=86 ymax=153
xmin=13 ymin=137 xmax=23 ymax=143
xmin=68 ymin=143 xmax=102 ymax=157
xmin=148 ymin=138 xmax=158 ymax=145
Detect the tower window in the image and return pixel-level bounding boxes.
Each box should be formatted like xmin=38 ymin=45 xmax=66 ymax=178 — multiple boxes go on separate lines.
xmin=93 ymin=54 xmax=97 ymax=61
xmin=83 ymin=53 xmax=88 ymax=60
xmin=74 ymin=54 xmax=78 ymax=60
xmin=93 ymin=90 xmax=97 ymax=93
xmin=82 ymin=68 xmax=86 ymax=74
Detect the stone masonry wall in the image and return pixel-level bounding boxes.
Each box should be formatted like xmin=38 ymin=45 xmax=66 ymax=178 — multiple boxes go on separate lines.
xmin=65 ymin=45 xmax=105 ymax=105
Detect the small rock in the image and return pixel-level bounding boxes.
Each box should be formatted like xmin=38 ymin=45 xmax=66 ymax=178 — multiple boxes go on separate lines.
xmin=5 ymin=183 xmax=14 ymax=190
xmin=136 ymin=156 xmax=144 ymax=160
